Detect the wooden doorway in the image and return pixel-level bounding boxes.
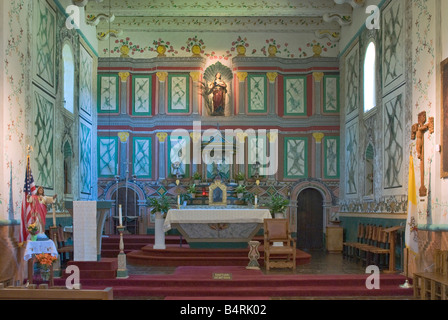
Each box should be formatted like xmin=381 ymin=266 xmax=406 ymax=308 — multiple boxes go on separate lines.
xmin=296 ymin=188 xmax=324 ymax=251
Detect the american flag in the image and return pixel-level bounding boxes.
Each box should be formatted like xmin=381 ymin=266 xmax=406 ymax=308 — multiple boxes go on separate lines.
xmin=20 ymin=157 xmax=37 ymax=243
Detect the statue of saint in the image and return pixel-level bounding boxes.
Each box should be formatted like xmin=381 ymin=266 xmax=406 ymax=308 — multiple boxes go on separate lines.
xmin=27 ymin=186 xmax=57 ymax=234
xmin=208 ymin=73 xmax=227 ymax=116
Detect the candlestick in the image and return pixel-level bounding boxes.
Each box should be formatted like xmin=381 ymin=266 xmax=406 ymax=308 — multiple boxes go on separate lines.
xmin=119 ymin=204 xmax=123 ymax=226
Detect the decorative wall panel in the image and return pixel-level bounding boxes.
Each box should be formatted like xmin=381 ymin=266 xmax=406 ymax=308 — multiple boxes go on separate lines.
xmin=323 ymin=75 xmax=340 ymax=113
xmin=168 ymin=74 xmax=190 ymax=113
xmin=133 ymin=137 xmax=152 ymax=178
xmin=284 ymin=137 xmax=308 ymax=179
xmin=98 ymin=136 xmax=118 ymax=178
xmin=383 ymin=89 xmax=404 ymax=189
xmin=79 ymin=46 xmax=93 ymax=116
xmin=33 ymin=87 xmax=55 ymax=189
xmin=98 ymin=75 xmax=119 ymax=113
xmin=382 ymin=0 xmax=405 ymax=95
xmin=324 ymin=136 xmax=340 ymax=179
xmin=344 ymin=43 xmax=359 ymax=118
xmin=283 ymin=76 xmax=307 ymax=116
xmin=345 ymin=120 xmax=358 ymax=195
xmin=132 ymin=75 xmax=152 ymax=116
xmin=248 ymin=75 xmax=267 ymax=114
xmin=80 ymin=122 xmax=92 ymax=194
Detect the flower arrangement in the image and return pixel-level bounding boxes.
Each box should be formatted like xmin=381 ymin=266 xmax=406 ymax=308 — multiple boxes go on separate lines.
xmin=27 ymin=222 xmax=39 ymax=236
xmin=149 ymin=38 xmax=178 ymax=56
xmin=231 ymin=36 xmax=250 ymax=56
xmin=261 ymin=38 xmax=281 ymax=57
xmin=298 ymin=40 xmax=337 ymax=57
xmin=103 ymin=37 xmax=146 ymax=56
xmin=181 ymin=36 xmax=205 ymax=55
xmin=35 ymin=253 xmax=57 ymax=267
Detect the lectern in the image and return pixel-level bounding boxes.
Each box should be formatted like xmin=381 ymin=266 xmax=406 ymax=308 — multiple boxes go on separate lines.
xmin=383 ymin=226 xmax=403 ymax=273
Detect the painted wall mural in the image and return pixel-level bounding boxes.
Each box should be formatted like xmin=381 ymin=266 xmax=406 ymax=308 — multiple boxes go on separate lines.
xmin=344 ymin=42 xmax=359 ymax=118
xmin=80 ymin=122 xmax=92 ymax=194
xmin=132 ymin=75 xmax=152 ymax=116
xmin=33 ymin=88 xmax=55 ymax=189
xmin=284 ymin=137 xmax=308 ymax=179
xmin=100 ymin=34 xmax=339 ymax=61
xmin=382 ymin=0 xmax=405 ymax=94
xmin=248 ymin=75 xmax=267 ymax=114
xmin=79 ymin=45 xmax=94 ymax=116
xmin=284 ymin=76 xmax=307 ymax=116
xmin=98 ymin=74 xmax=119 ymax=113
xmin=98 ymin=137 xmax=118 ymax=178
xmin=33 ymin=0 xmax=56 ymax=94
xmin=133 ymin=137 xmax=152 ymax=178
xmin=345 ymin=120 xmax=358 ymax=195
xmin=168 ymin=74 xmax=190 ymax=114
xmin=323 ymin=75 xmax=340 ymax=113
xmin=324 ymin=136 xmax=340 ymax=179
xmin=383 ymin=89 xmax=404 ymax=190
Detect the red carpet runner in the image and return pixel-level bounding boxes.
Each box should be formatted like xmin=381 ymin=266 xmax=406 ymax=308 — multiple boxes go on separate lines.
xmin=52 ymin=235 xmax=414 ymax=300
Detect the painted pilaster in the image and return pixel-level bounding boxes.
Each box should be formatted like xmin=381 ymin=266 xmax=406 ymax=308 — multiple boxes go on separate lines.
xmin=190 ymin=72 xmax=201 ymax=115
xmin=313 ymin=72 xmax=324 ymax=115
xmin=313 ymin=132 xmax=325 ymax=179
xmin=157 ymin=72 xmax=168 ymax=115
xmin=157 ymin=132 xmax=168 ymax=181
xmin=118 ymin=72 xmax=130 ymax=115
xmin=117 ymin=132 xmax=130 ymax=180
xmin=236 ymin=72 xmax=248 ymax=115
xmin=267 ymin=72 xmax=278 ymax=115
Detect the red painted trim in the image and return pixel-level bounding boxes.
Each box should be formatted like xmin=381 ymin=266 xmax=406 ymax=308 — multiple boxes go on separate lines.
xmin=98 ymin=125 xmax=340 ymax=132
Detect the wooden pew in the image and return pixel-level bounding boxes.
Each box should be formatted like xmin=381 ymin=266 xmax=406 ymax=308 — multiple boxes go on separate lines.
xmin=0 ymin=284 xmax=113 ymax=300
xmin=414 ymin=250 xmax=448 ymax=300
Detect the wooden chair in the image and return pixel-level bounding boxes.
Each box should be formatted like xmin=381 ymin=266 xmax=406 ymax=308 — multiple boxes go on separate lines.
xmin=343 ymin=223 xmax=364 ymax=260
xmin=263 ymin=219 xmax=296 ymax=272
xmin=365 ymin=226 xmax=390 ymax=269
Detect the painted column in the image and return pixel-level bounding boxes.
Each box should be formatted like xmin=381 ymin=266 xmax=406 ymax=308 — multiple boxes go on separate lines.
xmin=313 ymin=72 xmax=324 ymax=115
xmin=118 ymin=72 xmax=130 ymax=115
xmin=157 ymin=132 xmax=168 ymax=181
xmin=190 ymin=131 xmax=201 ymax=175
xmin=157 ymin=72 xmax=168 ymax=115
xmin=237 ymin=72 xmax=248 ymax=115
xmin=117 ymin=132 xmax=130 ymax=182
xmin=267 ymin=72 xmax=278 ymax=115
xmin=190 ymin=72 xmax=201 ymax=115
xmin=313 ymin=133 xmax=325 ymax=179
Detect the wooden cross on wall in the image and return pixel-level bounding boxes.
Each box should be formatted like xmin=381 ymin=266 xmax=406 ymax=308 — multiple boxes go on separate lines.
xmin=411 ymin=111 xmax=434 ymax=197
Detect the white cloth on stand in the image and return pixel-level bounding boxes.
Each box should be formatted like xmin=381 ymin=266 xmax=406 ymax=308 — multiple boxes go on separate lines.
xmin=24 ymin=240 xmax=58 ymax=261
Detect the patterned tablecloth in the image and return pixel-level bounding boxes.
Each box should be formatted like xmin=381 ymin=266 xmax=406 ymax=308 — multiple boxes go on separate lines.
xmin=24 ymin=240 xmax=58 ymax=261
xmin=163 ymin=207 xmax=272 ymax=232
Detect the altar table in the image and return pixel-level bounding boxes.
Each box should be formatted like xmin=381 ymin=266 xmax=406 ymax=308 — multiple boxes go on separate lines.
xmin=163 ymin=206 xmax=271 ymax=249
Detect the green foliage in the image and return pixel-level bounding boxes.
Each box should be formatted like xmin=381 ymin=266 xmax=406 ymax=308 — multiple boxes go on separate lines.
xmin=147 ymin=194 xmax=171 ymax=215
xmin=267 ymin=194 xmax=289 ymax=216
xmin=187 ymin=184 xmax=196 ymax=194
xmin=235 ymin=185 xmax=246 ymax=194
xmin=235 ymin=172 xmax=245 ymax=181
xmin=193 ymin=172 xmax=202 ymax=180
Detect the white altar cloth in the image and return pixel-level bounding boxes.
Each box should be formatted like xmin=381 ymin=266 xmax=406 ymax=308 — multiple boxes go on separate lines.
xmin=24 ymin=240 xmax=58 ymax=261
xmin=163 ymin=207 xmax=272 ymax=232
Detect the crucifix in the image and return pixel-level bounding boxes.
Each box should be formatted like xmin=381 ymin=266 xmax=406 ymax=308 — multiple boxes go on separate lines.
xmin=411 ymin=111 xmax=434 ymax=197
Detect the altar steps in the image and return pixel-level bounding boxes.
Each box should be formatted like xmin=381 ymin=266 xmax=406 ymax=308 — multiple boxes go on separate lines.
xmin=100 ymin=235 xmax=311 ymax=268
xmin=53 ymin=266 xmax=414 ymax=299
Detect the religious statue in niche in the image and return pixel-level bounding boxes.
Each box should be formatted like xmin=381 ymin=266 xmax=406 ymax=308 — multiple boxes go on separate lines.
xmin=411 ymin=111 xmax=434 ymax=197
xmin=200 ymin=62 xmax=233 ymax=117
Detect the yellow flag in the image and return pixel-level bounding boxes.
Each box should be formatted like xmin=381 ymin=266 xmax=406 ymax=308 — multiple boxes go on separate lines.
xmin=405 ymin=155 xmax=419 ymax=254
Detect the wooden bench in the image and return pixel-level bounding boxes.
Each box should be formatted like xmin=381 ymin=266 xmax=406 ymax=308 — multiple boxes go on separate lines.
xmin=0 ymin=284 xmax=113 ymax=300
xmin=414 ymin=250 xmax=448 ymax=300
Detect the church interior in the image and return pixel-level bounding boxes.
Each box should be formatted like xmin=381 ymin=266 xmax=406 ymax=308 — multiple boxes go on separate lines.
xmin=1 ymin=0 xmax=448 ymax=302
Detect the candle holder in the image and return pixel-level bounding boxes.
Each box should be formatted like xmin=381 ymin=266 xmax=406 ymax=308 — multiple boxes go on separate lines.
xmin=116 ymin=225 xmax=129 ymax=279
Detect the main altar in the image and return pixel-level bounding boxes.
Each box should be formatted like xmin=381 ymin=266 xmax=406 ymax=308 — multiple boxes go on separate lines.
xmin=164 ymin=206 xmax=271 ymax=249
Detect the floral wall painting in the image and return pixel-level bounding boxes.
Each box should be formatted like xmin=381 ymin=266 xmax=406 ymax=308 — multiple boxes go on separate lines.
xmin=442 ymin=58 xmax=448 ymax=178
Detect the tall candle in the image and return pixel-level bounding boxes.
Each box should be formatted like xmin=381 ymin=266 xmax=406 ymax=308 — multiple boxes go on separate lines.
xmin=119 ymin=204 xmax=123 ymax=226
xmin=255 ymin=195 xmax=258 ymax=206
xmin=177 ymin=195 xmax=180 ymax=205
xmin=52 ymin=204 xmax=56 ymax=227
